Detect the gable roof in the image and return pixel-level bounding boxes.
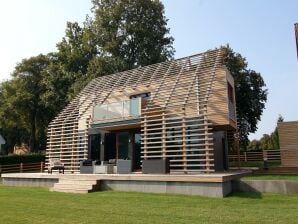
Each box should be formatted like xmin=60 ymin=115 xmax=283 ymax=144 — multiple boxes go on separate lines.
xmin=50 ymin=48 xmax=225 ymax=126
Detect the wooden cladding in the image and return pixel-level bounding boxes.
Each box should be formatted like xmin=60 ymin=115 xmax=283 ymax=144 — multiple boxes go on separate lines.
xmin=278 ymin=121 xmax=298 ymax=167
xmin=46 ymin=48 xmax=235 ymax=173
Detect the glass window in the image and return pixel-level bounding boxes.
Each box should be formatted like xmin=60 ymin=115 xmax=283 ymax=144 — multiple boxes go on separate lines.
xmin=130 ymin=98 xmax=140 ymax=117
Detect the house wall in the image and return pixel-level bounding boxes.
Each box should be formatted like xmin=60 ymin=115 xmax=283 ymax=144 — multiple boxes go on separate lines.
xmin=278 ymin=121 xmax=298 ymax=167
xmin=207 ymin=68 xmax=229 ymax=126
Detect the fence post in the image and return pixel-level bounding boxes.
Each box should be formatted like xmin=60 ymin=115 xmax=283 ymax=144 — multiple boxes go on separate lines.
xmin=244 ymin=152 xmax=247 ymax=162
xmin=263 ymin=150 xmax=268 ymax=161
xmin=20 ymin=162 xmax=23 ymax=173
xmin=0 ymin=164 xmax=2 ymax=174
xmin=40 ymin=161 xmax=44 ymax=173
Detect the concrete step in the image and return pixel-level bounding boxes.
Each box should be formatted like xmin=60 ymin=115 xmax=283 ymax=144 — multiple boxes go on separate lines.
xmin=50 ymin=178 xmax=101 ymax=193
xmin=53 ymin=183 xmax=94 ymax=189
xmin=50 ymin=187 xmax=90 ymax=194
xmin=57 ymin=180 xmax=98 ymax=185
xmin=58 ymin=176 xmax=100 ymax=181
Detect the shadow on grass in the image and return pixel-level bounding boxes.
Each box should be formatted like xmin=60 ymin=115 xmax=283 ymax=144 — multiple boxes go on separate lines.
xmin=228 ymin=191 xmax=262 ymax=199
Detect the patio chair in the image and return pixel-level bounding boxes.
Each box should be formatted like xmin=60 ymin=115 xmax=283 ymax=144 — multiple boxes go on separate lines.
xmin=48 ymin=159 xmax=64 ymax=174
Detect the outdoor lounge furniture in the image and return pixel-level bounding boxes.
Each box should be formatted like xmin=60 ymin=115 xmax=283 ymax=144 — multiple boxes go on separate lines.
xmin=117 ymin=159 xmax=132 ymax=174
xmin=80 ymin=160 xmax=96 ymax=174
xmin=142 ymin=159 xmax=169 ymax=174
xmin=80 ymin=160 xmax=115 ymax=174
xmin=48 ymin=159 xmax=64 ymax=174
xmin=93 ymin=162 xmax=114 ymax=174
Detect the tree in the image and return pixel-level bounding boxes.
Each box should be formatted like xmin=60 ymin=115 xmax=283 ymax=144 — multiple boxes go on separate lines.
xmin=259 ymin=134 xmax=273 ymax=150
xmin=247 ymin=139 xmax=261 ymax=151
xmin=54 ymin=0 xmax=174 ymax=97
xmin=0 ymin=55 xmax=50 ymax=152
xmin=224 ymin=46 xmax=268 ymax=147
xmin=246 ymin=115 xmax=284 ymax=151
xmin=54 ymin=18 xmax=99 ymax=99
xmin=92 ymin=0 xmax=174 ymax=70
xmin=271 ymin=114 xmax=284 ymax=149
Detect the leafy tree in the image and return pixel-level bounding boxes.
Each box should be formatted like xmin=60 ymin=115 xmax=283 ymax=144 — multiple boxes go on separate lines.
xmin=259 ymin=134 xmax=273 ymax=150
xmin=271 ymin=114 xmax=284 ymax=149
xmin=92 ymin=0 xmax=174 ymax=70
xmin=247 ymin=115 xmax=284 ymax=151
xmin=53 ymin=18 xmax=98 ymax=99
xmin=55 ymin=0 xmax=174 ymax=97
xmin=224 ymin=46 xmax=268 ymax=147
xmin=0 ymin=55 xmax=50 ymax=152
xmin=247 ymin=139 xmax=261 ymax=151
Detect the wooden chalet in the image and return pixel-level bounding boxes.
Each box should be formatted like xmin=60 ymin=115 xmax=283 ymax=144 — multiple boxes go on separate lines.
xmin=46 ymin=48 xmax=237 ymax=173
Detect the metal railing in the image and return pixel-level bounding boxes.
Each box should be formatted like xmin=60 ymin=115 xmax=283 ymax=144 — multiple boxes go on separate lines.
xmin=229 ymin=150 xmax=281 ymax=162
xmin=0 ymin=162 xmax=44 ymax=174
xmin=92 ymin=98 xmax=142 ymax=123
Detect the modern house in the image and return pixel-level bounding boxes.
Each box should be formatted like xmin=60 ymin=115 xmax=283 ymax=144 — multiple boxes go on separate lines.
xmin=46 ymin=48 xmax=237 ymax=173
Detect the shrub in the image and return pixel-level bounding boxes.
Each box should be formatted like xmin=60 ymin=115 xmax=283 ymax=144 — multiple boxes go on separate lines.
xmin=0 ymin=154 xmax=45 ymax=165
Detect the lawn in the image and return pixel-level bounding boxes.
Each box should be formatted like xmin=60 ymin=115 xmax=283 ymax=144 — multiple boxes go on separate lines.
xmin=242 ymin=174 xmax=298 ymax=181
xmin=0 ymin=186 xmax=298 ymax=224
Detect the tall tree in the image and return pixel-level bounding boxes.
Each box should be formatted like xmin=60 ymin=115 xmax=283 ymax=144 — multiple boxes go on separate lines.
xmin=259 ymin=134 xmax=273 ymax=150
xmin=0 ymin=55 xmax=50 ymax=152
xmin=271 ymin=115 xmax=284 ymax=149
xmin=247 ymin=139 xmax=261 ymax=151
xmin=54 ymin=0 xmax=174 ymax=97
xmin=54 ymin=18 xmax=98 ymax=98
xmin=224 ymin=46 xmax=268 ymax=147
xmin=92 ymin=0 xmax=174 ymax=70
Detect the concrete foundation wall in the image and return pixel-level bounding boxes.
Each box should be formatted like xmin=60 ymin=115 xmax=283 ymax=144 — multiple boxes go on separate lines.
xmin=101 ymin=180 xmax=232 ymax=198
xmin=2 ymin=177 xmax=58 ymax=188
xmin=233 ymin=180 xmax=298 ymax=194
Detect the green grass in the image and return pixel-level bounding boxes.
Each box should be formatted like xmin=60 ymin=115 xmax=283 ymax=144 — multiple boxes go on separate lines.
xmin=1 ymin=186 xmax=298 ymax=224
xmin=242 ymin=174 xmax=298 ymax=181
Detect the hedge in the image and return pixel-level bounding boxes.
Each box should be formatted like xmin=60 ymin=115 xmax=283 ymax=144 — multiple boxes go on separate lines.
xmin=0 ymin=154 xmax=45 ymax=165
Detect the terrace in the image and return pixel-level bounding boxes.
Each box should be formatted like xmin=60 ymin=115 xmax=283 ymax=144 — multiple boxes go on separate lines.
xmin=1 ymin=171 xmax=250 ymax=198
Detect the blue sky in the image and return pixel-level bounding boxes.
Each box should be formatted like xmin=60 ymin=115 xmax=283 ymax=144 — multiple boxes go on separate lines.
xmin=0 ymin=0 xmax=297 ymax=140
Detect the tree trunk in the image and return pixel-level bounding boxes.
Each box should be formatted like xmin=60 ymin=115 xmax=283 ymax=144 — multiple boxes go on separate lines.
xmin=29 ymin=110 xmax=37 ymax=153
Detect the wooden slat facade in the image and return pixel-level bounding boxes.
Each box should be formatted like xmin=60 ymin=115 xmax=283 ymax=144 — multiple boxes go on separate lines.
xmin=278 ymin=121 xmax=298 ymax=167
xmin=46 ymin=48 xmax=237 ymax=173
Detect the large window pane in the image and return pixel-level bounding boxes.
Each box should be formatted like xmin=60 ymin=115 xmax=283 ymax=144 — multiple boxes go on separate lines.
xmin=130 ymin=98 xmax=140 ymax=117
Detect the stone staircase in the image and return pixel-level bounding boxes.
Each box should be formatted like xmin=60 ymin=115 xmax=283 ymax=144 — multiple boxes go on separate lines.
xmin=50 ymin=176 xmax=101 ymax=193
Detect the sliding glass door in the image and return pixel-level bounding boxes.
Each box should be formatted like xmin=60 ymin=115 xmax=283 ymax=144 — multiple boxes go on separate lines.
xmin=117 ymin=132 xmax=129 ymax=160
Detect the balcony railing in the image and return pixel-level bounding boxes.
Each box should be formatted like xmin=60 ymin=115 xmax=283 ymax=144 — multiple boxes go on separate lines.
xmin=92 ymin=98 xmax=142 ymax=124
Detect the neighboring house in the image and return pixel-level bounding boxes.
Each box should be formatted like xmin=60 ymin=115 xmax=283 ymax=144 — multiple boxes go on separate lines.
xmin=0 ymin=134 xmax=5 ymax=153
xmin=46 ymin=48 xmax=237 ymax=173
xmin=278 ymin=121 xmax=298 ymax=167
xmin=13 ymin=143 xmax=30 ymax=155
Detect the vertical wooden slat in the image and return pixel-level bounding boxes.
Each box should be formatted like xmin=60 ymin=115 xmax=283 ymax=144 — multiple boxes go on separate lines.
xmin=182 ymin=117 xmax=187 ymax=173
xmin=162 ymin=112 xmax=166 ymax=159
xmin=204 ymin=118 xmax=210 ymax=172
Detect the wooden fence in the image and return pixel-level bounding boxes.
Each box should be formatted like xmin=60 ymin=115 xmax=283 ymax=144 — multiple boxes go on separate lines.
xmin=229 ymin=150 xmax=281 ymax=162
xmin=0 ymin=162 xmax=44 ymax=174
